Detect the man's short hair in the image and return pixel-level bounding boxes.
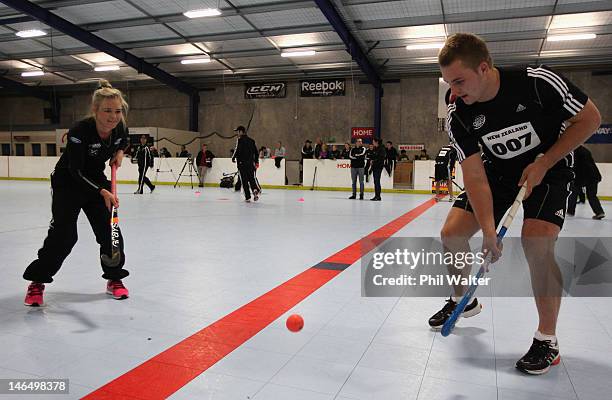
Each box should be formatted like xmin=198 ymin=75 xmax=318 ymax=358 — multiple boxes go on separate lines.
xmin=438 ymin=33 xmax=492 ymax=70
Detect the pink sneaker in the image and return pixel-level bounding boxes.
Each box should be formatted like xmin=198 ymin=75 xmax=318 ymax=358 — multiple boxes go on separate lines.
xmin=106 ymin=280 xmax=129 ymax=300
xmin=24 ymin=282 xmax=45 ymax=307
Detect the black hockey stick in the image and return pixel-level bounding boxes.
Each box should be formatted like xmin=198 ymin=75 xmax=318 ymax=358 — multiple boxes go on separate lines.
xmin=101 ymin=164 xmax=121 ymax=267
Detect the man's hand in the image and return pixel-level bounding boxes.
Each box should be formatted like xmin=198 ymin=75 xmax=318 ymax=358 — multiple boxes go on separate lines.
xmin=518 ymin=156 xmax=548 ymax=199
xmin=482 ymin=232 xmax=502 ymax=268
xmin=101 ymin=189 xmax=119 ymax=211
xmin=110 ymin=150 xmax=124 ymax=168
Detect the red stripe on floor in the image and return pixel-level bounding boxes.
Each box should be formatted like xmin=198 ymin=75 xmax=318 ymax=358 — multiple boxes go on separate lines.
xmin=84 ymin=197 xmax=437 ymax=400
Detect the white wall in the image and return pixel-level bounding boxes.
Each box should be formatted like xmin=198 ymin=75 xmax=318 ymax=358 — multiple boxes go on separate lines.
xmin=0 ymin=156 xmax=285 ymax=186
xmin=303 ymin=159 xmax=393 ymax=189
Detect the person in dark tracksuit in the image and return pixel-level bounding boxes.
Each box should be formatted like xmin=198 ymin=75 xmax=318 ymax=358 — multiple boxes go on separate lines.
xmin=23 ymin=80 xmax=131 ymax=307
xmin=370 ymin=138 xmax=386 ymax=201
xmin=232 ymin=125 xmax=260 ymax=202
xmin=567 ymin=145 xmax=605 ymax=219
xmin=134 ymin=134 xmax=155 ymax=194
xmin=348 ymin=139 xmax=366 ymax=200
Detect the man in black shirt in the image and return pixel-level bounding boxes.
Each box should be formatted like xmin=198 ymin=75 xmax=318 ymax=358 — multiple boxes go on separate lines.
xmin=134 ymin=135 xmax=155 ymax=194
xmin=384 ymin=141 xmax=398 ymax=176
xmin=232 ymin=126 xmax=260 ymax=202
xmin=434 ymin=145 xmax=457 ymax=201
xmin=567 ymin=145 xmax=604 ymax=219
xmin=348 ymin=139 xmax=366 ymax=199
xmin=370 ymin=138 xmax=386 ymax=201
xmin=428 ymin=33 xmax=601 ymax=375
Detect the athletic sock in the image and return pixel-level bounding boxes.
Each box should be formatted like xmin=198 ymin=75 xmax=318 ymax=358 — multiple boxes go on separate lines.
xmin=534 ymin=330 xmax=557 ymax=344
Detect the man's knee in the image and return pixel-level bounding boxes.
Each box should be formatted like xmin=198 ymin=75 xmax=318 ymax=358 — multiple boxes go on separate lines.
xmin=521 ymin=219 xmax=559 ymax=261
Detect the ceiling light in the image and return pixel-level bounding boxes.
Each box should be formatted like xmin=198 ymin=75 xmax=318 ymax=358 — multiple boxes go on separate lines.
xmin=21 ymin=70 xmax=44 ymax=77
xmin=546 ymin=33 xmax=596 ymax=42
xmin=183 ymin=8 xmax=221 ymax=18
xmin=406 ymin=43 xmax=445 ymax=50
xmin=94 ymin=65 xmax=120 ymax=71
xmin=180 ymin=57 xmax=211 ymax=64
xmin=16 ymin=29 xmax=46 ymax=38
xmin=281 ymin=50 xmax=316 ymax=57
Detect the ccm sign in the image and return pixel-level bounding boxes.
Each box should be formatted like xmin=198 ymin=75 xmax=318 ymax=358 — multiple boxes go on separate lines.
xmin=245 ymin=82 xmax=287 ymax=99
xmin=300 ymin=79 xmax=345 ymax=97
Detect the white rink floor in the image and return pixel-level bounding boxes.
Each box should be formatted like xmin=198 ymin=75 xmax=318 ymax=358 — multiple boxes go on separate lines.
xmin=1 ymin=180 xmax=611 ymax=400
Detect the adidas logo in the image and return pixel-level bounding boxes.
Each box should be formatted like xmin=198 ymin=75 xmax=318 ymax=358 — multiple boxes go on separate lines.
xmin=516 ymin=104 xmax=526 ymax=112
xmin=555 ymin=209 xmax=565 ymax=219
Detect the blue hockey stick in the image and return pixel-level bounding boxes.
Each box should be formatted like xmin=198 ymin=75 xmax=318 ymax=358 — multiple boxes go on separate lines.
xmin=441 ymin=183 xmax=527 ymax=337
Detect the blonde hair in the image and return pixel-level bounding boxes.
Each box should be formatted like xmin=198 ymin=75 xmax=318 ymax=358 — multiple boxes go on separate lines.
xmin=90 ymin=79 xmax=129 ymax=124
xmin=438 ymin=33 xmax=492 ymax=70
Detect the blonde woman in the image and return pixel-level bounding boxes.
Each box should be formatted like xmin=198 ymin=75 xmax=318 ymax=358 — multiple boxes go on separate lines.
xmin=24 ymin=80 xmax=131 ymax=306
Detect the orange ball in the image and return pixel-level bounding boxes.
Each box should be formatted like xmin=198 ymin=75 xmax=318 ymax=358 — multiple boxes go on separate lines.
xmin=286 ymin=314 xmax=304 ymax=332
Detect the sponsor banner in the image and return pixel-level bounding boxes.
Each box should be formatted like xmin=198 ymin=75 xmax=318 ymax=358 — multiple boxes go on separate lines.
xmin=245 ymin=82 xmax=286 ymax=99
xmin=586 ymin=124 xmax=612 ymax=144
xmin=398 ymin=144 xmax=425 ymax=151
xmin=362 ymin=237 xmax=612 ymax=297
xmin=351 ymin=127 xmax=374 ymax=142
xmin=300 ymin=78 xmax=345 ymax=97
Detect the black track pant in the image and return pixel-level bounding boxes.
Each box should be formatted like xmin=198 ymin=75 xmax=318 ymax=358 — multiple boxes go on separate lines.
xmin=237 ymin=163 xmax=258 ymax=200
xmin=137 ymin=165 xmax=154 ymax=193
xmin=567 ymin=181 xmax=604 ymax=216
xmin=372 ymin=167 xmax=383 ymax=198
xmin=23 ymin=177 xmax=128 ymax=283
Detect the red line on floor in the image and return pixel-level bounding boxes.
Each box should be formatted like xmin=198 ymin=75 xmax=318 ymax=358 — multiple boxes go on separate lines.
xmin=83 ymin=197 xmax=437 ymax=400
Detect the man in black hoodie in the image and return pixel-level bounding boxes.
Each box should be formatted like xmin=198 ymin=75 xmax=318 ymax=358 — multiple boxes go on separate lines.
xmin=567 ymin=145 xmax=604 ymax=219
xmin=232 ymin=126 xmax=260 ymax=202
xmin=134 ymin=134 xmax=155 ymax=194
xmin=349 ymin=139 xmax=366 ymax=199
xmin=370 ymin=138 xmax=386 ymax=201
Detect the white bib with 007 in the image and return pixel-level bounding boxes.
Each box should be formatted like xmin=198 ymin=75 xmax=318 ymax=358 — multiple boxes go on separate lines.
xmin=481 ymin=122 xmax=541 ymax=159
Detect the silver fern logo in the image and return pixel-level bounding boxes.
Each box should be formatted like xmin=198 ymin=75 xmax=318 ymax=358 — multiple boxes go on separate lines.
xmin=473 ymin=115 xmax=486 ymax=130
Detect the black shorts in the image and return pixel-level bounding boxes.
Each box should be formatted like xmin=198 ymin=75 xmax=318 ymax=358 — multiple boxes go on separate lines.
xmin=452 ymin=168 xmax=573 ymax=229
xmin=434 ymin=163 xmax=449 ymax=181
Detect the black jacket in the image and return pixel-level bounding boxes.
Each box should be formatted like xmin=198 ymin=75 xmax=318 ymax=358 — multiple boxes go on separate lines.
xmin=349 ymin=146 xmax=366 ymax=168
xmin=340 ymin=149 xmax=350 ymax=159
xmin=232 ymin=135 xmax=258 ymax=166
xmin=196 ymin=150 xmax=215 ymax=167
xmin=134 ymin=144 xmax=154 ymax=169
xmin=371 ymin=146 xmax=386 ymax=169
xmin=54 ymin=117 xmax=128 ymax=193
xmin=574 ymin=146 xmax=601 ymax=185
xmin=301 ymin=145 xmax=314 ymax=160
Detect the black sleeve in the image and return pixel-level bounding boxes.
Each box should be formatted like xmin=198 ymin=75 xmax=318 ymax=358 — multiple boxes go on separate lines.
xmin=116 ymin=123 xmax=129 ymax=151
xmin=251 ymin=139 xmax=259 ymax=163
xmin=527 ymin=65 xmax=588 ymax=120
xmin=446 ymin=101 xmax=479 ymax=163
xmin=66 ymin=125 xmax=103 ymax=193
xmin=196 ymin=151 xmax=202 ymax=165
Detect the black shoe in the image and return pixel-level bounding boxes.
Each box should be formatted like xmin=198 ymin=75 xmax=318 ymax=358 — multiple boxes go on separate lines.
xmin=134 ymin=191 xmax=143 ymax=194
xmin=370 ymin=197 xmax=381 ymax=201
xmin=349 ymin=195 xmax=356 ymax=199
xmin=359 ymin=194 xmax=364 ymax=200
xmin=198 ymin=184 xmax=203 ymax=188
xmin=428 ymin=297 xmax=482 ymax=330
xmin=516 ymin=338 xmax=560 ymax=375
xmin=253 ymin=189 xmax=260 ymax=202
xmin=150 ymin=185 xmax=156 ymax=193
xmin=593 ymin=213 xmax=605 ymax=220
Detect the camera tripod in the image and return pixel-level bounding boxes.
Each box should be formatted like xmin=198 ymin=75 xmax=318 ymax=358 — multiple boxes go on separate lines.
xmin=174 ymin=156 xmax=198 ymax=189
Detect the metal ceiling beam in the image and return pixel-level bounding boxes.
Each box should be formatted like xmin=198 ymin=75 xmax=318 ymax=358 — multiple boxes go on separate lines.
xmin=0 ymin=0 xmax=316 ymax=26
xmin=0 ymin=0 xmax=200 ymax=130
xmin=313 ymin=0 xmax=381 ymax=136
xmin=309 ymin=1 xmax=380 ymax=87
